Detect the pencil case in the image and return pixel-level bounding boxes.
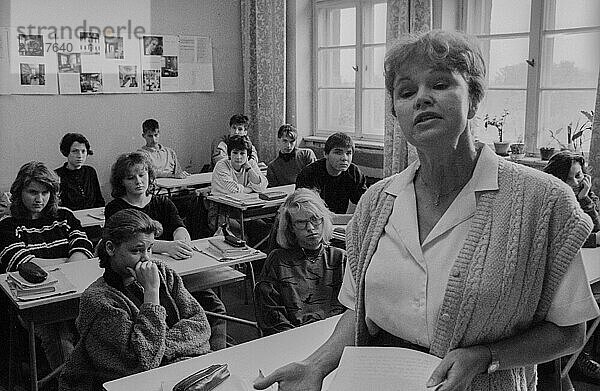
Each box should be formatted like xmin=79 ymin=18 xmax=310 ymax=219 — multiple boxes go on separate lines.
xmin=172 ymin=364 xmax=230 ymax=391
xmin=18 ymin=262 xmax=48 ymax=284
xmin=259 ymin=191 xmax=288 ymax=201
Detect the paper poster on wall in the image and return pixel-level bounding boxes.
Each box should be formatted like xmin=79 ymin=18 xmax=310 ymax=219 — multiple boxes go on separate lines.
xmin=178 ymin=35 xmax=214 ymax=92
xmin=0 ymin=28 xmax=10 ymax=95
xmin=9 ymin=29 xmax=58 ymax=94
xmin=102 ymin=32 xmax=142 ymax=94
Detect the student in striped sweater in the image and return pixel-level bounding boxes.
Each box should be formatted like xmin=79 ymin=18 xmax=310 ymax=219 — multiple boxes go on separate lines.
xmin=0 ymin=161 xmax=93 ymax=370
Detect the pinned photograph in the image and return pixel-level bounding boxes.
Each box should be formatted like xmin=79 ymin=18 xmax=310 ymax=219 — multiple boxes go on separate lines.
xmin=18 ymin=34 xmax=44 ymax=56
xmin=143 ymin=70 xmax=160 ymax=91
xmin=58 ymin=53 xmax=81 ymax=73
xmin=105 ymin=37 xmax=124 ymax=59
xmin=119 ymin=65 xmax=138 ymax=88
xmin=80 ymin=73 xmax=102 ymax=93
xmin=161 ymin=56 xmax=178 ymax=77
xmin=20 ymin=63 xmax=45 ymax=85
xmin=79 ymin=32 xmax=100 ymax=55
xmin=143 ymin=36 xmax=163 ymax=56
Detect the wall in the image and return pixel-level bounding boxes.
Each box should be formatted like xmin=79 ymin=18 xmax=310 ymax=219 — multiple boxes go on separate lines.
xmin=0 ymin=0 xmax=244 ymax=200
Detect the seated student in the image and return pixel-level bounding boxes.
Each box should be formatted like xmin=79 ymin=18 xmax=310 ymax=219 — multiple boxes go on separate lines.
xmin=266 ymin=124 xmax=317 ymax=187
xmin=210 ymin=135 xmax=268 ymax=235
xmin=58 ymin=209 xmax=211 ymax=391
xmin=105 ymin=152 xmax=226 ymax=350
xmin=295 ymin=132 xmax=367 ymax=214
xmin=138 ymin=118 xmax=190 ymax=179
xmin=255 ymin=188 xmax=346 ymax=336
xmin=55 ymin=133 xmax=105 ymax=210
xmin=211 ymin=114 xmax=258 ymax=168
xmin=0 ymin=161 xmax=93 ymax=371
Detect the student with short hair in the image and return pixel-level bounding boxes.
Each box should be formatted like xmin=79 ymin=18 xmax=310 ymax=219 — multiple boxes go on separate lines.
xmin=0 ymin=161 xmax=93 ymax=371
xmin=105 ymin=152 xmax=227 ymax=350
xmin=55 ymin=132 xmax=105 ymax=210
xmin=266 ymin=124 xmax=317 ymax=187
xmin=138 ymin=119 xmax=190 ymax=179
xmin=211 ymin=114 xmax=258 ymax=167
xmin=295 ymin=132 xmax=367 ymax=214
xmin=58 ymin=209 xmax=211 ymax=391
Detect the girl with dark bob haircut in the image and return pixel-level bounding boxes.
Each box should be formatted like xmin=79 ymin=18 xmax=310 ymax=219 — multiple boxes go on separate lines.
xmin=226 ymin=134 xmax=253 ymax=158
xmin=110 ymin=152 xmax=156 ymax=198
xmin=9 ymin=161 xmax=60 ymax=219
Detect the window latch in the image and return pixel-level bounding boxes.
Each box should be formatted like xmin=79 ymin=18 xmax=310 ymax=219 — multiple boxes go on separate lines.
xmin=352 ymin=65 xmax=358 ymax=72
xmin=525 ymin=58 xmax=535 ymax=67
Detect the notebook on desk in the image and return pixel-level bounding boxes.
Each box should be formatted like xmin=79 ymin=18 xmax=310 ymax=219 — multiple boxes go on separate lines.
xmin=6 ymin=269 xmax=77 ymax=301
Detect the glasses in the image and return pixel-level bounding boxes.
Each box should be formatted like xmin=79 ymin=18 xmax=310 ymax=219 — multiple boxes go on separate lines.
xmin=292 ymin=216 xmax=324 ymax=230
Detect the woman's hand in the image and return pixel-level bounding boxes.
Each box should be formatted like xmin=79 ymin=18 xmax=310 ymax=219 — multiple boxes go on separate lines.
xmin=577 ymin=174 xmax=592 ymax=200
xmin=128 ymin=261 xmax=160 ymax=292
xmin=426 ymin=346 xmax=490 ymax=391
xmin=166 ymin=240 xmax=193 ymax=259
xmin=253 ymin=361 xmax=325 ymax=391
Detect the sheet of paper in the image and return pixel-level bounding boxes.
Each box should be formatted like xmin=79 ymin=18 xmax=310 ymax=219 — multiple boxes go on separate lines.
xmin=328 ymin=347 xmax=442 ymax=391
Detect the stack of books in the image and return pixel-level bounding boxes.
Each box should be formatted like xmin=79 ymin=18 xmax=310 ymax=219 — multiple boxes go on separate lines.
xmin=222 ymin=193 xmax=265 ymax=206
xmin=7 ymin=271 xmax=59 ymax=298
xmin=206 ymin=238 xmax=254 ymax=260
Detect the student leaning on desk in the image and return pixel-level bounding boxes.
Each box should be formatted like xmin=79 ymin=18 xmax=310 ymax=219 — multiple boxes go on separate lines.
xmin=254 ymin=29 xmax=598 ymax=391
xmin=58 ymin=209 xmax=211 ymax=391
xmin=0 ymin=162 xmax=94 ymax=372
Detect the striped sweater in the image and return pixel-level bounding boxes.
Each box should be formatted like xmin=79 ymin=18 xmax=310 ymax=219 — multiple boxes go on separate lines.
xmin=346 ymin=157 xmax=593 ymax=391
xmin=0 ymin=207 xmax=93 ymax=273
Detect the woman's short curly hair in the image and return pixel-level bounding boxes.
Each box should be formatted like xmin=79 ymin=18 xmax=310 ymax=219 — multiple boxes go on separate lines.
xmin=97 ymin=209 xmax=163 ymax=268
xmin=59 ymin=133 xmax=93 ymax=157
xmin=110 ymin=152 xmax=156 ymax=198
xmin=384 ymin=29 xmax=487 ymax=117
xmin=543 ymin=150 xmax=587 ymax=182
xmin=276 ymin=188 xmax=333 ymax=249
xmin=10 ymin=161 xmax=60 ymax=219
xmin=226 ymin=135 xmax=253 ymax=158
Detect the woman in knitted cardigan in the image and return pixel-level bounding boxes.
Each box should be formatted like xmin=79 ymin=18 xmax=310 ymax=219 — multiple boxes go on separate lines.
xmin=254 ymin=30 xmax=597 ymax=391
xmin=59 ymin=209 xmax=211 ymax=391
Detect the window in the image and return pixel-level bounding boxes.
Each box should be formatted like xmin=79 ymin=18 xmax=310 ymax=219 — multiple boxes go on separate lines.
xmin=451 ymin=0 xmax=600 ymax=153
xmin=314 ymin=0 xmax=387 ymax=140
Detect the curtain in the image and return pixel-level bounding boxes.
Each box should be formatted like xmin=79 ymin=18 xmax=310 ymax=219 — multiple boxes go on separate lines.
xmin=383 ymin=0 xmax=432 ymax=177
xmin=589 ymin=67 xmax=600 ymax=194
xmin=241 ymin=0 xmax=286 ymax=164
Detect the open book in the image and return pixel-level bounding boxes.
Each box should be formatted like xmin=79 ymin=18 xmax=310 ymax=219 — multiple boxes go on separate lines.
xmin=327 ymin=347 xmax=441 ymax=391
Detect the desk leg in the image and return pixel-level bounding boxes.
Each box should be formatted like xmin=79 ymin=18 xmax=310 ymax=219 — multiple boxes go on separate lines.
xmin=8 ymin=309 xmax=16 ymax=391
xmin=27 ymin=321 xmax=38 ymax=391
xmin=239 ymin=210 xmax=245 ymax=241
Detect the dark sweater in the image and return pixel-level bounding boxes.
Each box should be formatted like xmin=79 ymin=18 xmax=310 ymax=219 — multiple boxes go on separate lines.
xmin=266 ymin=148 xmax=316 ymax=187
xmin=296 ymin=158 xmax=367 ymax=213
xmin=0 ymin=208 xmax=94 ymax=273
xmin=55 ymin=164 xmax=105 ymax=210
xmin=105 ymin=196 xmax=185 ymax=241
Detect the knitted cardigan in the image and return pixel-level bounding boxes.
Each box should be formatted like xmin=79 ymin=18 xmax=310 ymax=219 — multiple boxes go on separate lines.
xmin=58 ymin=261 xmax=211 ymax=391
xmin=346 ymin=158 xmax=592 ymax=391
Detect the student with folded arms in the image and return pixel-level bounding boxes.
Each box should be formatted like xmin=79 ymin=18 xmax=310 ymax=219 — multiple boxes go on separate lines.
xmin=59 ymin=209 xmax=211 ymax=391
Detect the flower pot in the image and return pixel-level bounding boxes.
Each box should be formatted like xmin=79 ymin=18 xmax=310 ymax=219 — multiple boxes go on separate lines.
xmin=509 ymin=143 xmax=526 ymax=160
xmin=539 ymin=147 xmax=556 ymax=161
xmin=494 ymin=141 xmax=511 ymax=156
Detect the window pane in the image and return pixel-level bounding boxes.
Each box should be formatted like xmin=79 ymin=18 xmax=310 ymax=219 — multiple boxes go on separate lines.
xmin=318 ymin=48 xmax=356 ymax=87
xmin=538 ymin=90 xmax=597 ymax=151
xmin=540 ymin=31 xmax=600 ymax=88
xmin=317 ymin=6 xmax=356 ymax=47
xmin=362 ymin=45 xmax=385 ymax=88
xmin=317 ymin=89 xmax=355 ymax=132
xmin=481 ymin=37 xmax=529 ymax=88
xmin=544 ymin=0 xmax=600 ymax=30
xmin=362 ymin=2 xmax=387 ymax=44
xmin=473 ymin=90 xmax=526 ymax=143
xmin=362 ymin=89 xmax=385 ymax=136
xmin=467 ymin=0 xmax=530 ymax=35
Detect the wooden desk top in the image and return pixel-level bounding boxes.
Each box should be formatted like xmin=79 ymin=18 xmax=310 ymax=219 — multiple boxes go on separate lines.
xmin=104 ymin=315 xmax=341 ymax=391
xmin=582 ymin=247 xmax=600 ymax=284
xmin=155 ymin=173 xmax=212 ymax=190
xmin=73 ymin=206 xmax=105 ymax=228
xmin=0 ymin=237 xmax=265 ymax=310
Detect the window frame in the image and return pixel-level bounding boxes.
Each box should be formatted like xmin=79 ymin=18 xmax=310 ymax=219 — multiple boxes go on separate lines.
xmin=312 ymin=0 xmax=387 ymax=142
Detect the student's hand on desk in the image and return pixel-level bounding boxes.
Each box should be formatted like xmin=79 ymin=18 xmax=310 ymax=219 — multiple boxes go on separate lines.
xmin=426 ymin=346 xmax=490 ymax=391
xmin=253 ymin=361 xmax=324 ymax=391
xmin=166 ymin=240 xmax=194 ymax=259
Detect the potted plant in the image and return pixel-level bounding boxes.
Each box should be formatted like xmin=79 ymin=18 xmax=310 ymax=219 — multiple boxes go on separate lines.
xmin=539 ymin=145 xmax=556 ymax=161
xmin=510 ymin=135 xmax=526 ymax=160
xmin=569 ymin=110 xmax=594 ymax=153
xmin=484 ymin=109 xmax=510 ymax=156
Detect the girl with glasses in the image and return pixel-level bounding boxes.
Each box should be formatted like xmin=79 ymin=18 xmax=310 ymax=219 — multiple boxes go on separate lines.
xmin=254 ymin=188 xmax=346 ymax=336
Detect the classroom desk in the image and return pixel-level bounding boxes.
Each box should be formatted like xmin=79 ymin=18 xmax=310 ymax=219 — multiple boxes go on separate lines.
xmin=582 ymin=247 xmax=600 ymax=284
xmin=0 ymin=237 xmax=265 ymax=391
xmin=103 ymin=314 xmax=341 ymax=391
xmin=207 ymin=184 xmax=295 ymax=241
xmin=155 ymin=172 xmax=213 ymax=196
xmin=72 ymin=206 xmax=105 ymax=228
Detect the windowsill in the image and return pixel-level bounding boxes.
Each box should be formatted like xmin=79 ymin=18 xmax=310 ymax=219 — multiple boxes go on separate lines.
xmin=303 ymin=136 xmax=384 ymax=151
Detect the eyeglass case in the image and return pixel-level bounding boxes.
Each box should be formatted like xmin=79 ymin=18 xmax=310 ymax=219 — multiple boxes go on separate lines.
xmin=172 ymin=364 xmax=230 ymax=391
